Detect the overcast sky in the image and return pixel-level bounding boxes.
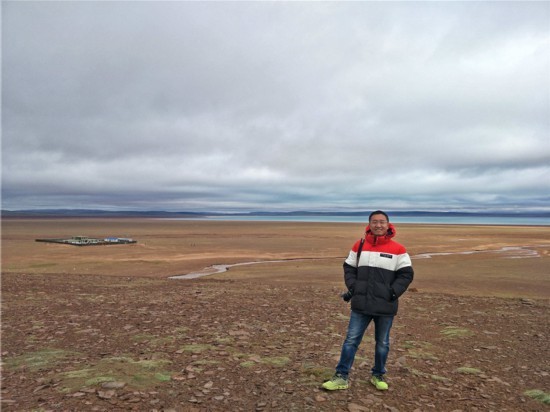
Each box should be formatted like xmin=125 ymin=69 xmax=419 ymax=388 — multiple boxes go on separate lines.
xmin=2 ymin=1 xmax=549 ymax=212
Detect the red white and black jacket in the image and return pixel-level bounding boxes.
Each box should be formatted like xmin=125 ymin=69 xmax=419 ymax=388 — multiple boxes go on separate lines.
xmin=343 ymin=223 xmax=414 ymax=316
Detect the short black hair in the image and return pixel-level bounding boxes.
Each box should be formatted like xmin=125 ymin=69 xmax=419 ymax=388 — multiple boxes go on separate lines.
xmin=369 ymin=210 xmax=389 ymax=222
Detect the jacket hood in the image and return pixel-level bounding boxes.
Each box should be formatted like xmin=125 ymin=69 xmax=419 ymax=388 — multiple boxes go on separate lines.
xmin=365 ymin=223 xmax=396 ymax=245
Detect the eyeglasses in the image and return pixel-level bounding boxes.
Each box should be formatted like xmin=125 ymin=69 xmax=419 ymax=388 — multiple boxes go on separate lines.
xmin=370 ymin=220 xmax=388 ymax=225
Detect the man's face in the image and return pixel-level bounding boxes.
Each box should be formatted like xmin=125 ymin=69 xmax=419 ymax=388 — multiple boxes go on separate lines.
xmin=369 ymin=214 xmax=389 ymax=236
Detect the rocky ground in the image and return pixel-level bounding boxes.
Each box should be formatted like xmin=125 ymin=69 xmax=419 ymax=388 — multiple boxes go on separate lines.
xmin=2 ymin=272 xmax=549 ymax=411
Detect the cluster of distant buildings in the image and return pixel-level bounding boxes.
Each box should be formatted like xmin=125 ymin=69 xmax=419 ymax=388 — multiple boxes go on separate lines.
xmin=35 ymin=236 xmax=136 ymax=246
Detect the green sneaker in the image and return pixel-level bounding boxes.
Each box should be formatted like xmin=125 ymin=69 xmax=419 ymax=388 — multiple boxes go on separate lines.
xmin=370 ymin=374 xmax=388 ymax=391
xmin=322 ymin=374 xmax=349 ymax=391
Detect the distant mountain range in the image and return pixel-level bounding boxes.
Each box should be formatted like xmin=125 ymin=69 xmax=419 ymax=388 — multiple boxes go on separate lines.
xmin=2 ymin=209 xmax=549 ymax=218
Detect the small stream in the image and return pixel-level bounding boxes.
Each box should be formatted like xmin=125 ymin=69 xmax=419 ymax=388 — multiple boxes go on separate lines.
xmin=413 ymin=246 xmax=541 ymax=259
xmin=169 ymin=246 xmax=542 ymax=280
xmin=169 ymin=258 xmax=310 ymax=280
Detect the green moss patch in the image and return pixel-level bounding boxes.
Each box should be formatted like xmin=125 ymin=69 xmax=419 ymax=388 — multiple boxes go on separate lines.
xmin=3 ymin=349 xmax=77 ymax=371
xmin=441 ymin=326 xmax=474 ymax=338
xmin=173 ymin=327 xmax=189 ymax=337
xmin=131 ymin=334 xmax=176 ymax=347
xmin=430 ymin=374 xmax=450 ymax=382
xmin=524 ymin=389 xmax=550 ymax=405
xmin=261 ymin=356 xmax=290 ymax=366
xmin=131 ymin=333 xmax=156 ymax=342
xmin=301 ymin=362 xmax=334 ymax=380
xmin=85 ymin=376 xmax=117 ymax=386
xmin=402 ymin=341 xmax=417 ymax=349
xmin=239 ymin=355 xmax=291 ymax=368
xmin=154 ymin=372 xmax=172 ymax=382
xmin=179 ymin=344 xmax=214 ymax=353
xmin=408 ymin=349 xmax=439 ymax=361
xmin=57 ymin=356 xmax=174 ymax=392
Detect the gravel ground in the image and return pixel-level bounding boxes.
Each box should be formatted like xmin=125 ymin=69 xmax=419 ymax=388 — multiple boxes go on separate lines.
xmin=2 ymin=272 xmax=548 ymax=411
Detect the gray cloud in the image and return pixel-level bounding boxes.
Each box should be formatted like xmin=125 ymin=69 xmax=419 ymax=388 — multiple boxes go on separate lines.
xmin=2 ymin=1 xmax=549 ymax=212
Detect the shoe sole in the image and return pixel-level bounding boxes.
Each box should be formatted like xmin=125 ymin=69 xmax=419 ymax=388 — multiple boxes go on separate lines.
xmin=322 ymin=384 xmax=349 ymax=391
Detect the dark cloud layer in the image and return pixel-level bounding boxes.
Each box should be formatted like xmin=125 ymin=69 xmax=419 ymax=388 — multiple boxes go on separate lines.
xmin=2 ymin=2 xmax=549 ymax=212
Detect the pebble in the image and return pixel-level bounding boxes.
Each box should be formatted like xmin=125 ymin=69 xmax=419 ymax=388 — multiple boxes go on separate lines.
xmin=315 ymin=394 xmax=327 ymax=402
xmin=97 ymin=390 xmax=115 ymax=399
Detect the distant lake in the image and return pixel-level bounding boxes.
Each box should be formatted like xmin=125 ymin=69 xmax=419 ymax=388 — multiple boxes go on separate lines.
xmin=166 ymin=214 xmax=550 ymax=226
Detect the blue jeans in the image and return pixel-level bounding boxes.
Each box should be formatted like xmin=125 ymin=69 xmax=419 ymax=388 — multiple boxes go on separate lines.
xmin=335 ymin=310 xmax=394 ymax=378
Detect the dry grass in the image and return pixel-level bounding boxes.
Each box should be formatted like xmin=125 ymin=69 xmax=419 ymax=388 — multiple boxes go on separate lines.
xmin=2 ymin=218 xmax=549 ymax=299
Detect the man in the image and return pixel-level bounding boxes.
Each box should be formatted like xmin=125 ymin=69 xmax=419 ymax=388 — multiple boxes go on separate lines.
xmin=322 ymin=210 xmax=414 ymax=391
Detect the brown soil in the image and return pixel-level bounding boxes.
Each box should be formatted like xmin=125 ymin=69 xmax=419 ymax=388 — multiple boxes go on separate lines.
xmin=2 ymin=219 xmax=549 ymax=411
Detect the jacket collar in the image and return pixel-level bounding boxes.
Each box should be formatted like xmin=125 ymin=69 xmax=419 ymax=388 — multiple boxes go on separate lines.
xmin=364 ymin=223 xmax=396 ymax=245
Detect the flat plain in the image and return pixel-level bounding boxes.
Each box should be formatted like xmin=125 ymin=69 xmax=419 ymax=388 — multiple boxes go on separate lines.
xmin=1 ymin=218 xmax=549 ymax=411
